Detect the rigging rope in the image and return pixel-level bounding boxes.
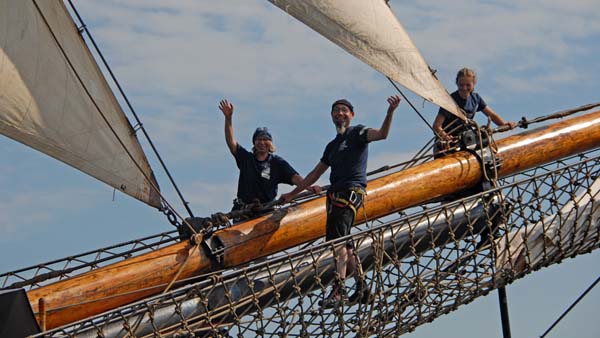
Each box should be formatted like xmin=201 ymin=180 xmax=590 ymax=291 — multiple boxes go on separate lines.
xmin=35 ymin=151 xmax=600 ymax=337
xmin=494 ymin=102 xmax=600 ymax=133
xmin=539 ymin=275 xmax=600 ymax=338
xmin=9 ymin=22 xmax=600 ymax=329
xmin=32 ymin=1 xmax=199 ymax=239
xmin=65 ymin=0 xmax=195 ymax=221
xmin=386 ymin=77 xmax=437 ymax=135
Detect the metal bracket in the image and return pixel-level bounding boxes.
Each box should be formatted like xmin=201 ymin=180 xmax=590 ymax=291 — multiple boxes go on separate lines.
xmin=460 ymin=128 xmax=490 ymax=151
xmin=201 ymin=235 xmax=225 ymax=267
xmin=482 ymin=152 xmax=503 ymax=185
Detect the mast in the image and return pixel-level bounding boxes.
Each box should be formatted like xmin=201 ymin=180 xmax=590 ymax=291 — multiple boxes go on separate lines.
xmin=26 ymin=109 xmax=600 ymax=329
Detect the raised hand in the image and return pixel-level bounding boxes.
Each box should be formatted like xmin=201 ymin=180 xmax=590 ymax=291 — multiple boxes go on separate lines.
xmin=219 ymin=99 xmax=234 ymax=119
xmin=387 ymin=95 xmax=401 ymax=113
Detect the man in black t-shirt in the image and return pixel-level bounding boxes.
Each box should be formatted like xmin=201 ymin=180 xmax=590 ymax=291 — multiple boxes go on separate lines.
xmin=281 ymin=96 xmax=401 ymax=306
xmin=219 ymin=99 xmax=317 ymax=216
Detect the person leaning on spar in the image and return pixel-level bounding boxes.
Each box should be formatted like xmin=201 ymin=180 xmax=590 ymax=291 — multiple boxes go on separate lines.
xmin=281 ymin=95 xmax=401 ymax=307
xmin=433 ymin=67 xmax=516 ymax=157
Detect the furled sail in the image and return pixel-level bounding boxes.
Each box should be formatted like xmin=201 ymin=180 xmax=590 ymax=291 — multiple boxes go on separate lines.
xmin=495 ymin=177 xmax=600 ymax=275
xmin=0 ymin=0 xmax=161 ymax=207
xmin=268 ymin=0 xmax=464 ymax=119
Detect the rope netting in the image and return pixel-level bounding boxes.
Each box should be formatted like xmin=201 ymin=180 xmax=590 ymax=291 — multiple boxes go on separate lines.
xmin=0 ymin=231 xmax=181 ymax=290
xmin=34 ymin=149 xmax=600 ymax=338
xmin=0 ymin=138 xmax=444 ymax=293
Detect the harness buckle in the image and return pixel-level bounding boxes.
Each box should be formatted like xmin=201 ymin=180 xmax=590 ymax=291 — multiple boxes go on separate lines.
xmin=348 ymin=191 xmax=357 ymax=204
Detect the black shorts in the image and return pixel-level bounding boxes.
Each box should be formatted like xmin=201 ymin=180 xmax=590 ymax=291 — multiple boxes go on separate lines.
xmin=325 ymin=188 xmax=365 ymax=248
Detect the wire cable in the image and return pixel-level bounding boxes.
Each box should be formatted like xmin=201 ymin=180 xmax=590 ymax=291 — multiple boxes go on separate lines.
xmin=539 ymin=275 xmax=600 ymax=338
xmin=66 ymin=0 xmax=195 ymax=219
xmin=386 ymin=77 xmax=436 ymax=134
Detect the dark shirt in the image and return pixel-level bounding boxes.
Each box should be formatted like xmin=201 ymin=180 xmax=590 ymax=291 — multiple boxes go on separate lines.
xmin=320 ymin=125 xmax=370 ymax=192
xmin=438 ymin=90 xmax=487 ymax=137
xmin=234 ymin=144 xmax=298 ymax=204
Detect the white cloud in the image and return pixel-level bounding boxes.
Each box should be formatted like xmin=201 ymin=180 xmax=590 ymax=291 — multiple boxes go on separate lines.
xmin=2 ymin=3 xmax=599 ymax=335
xmin=177 ymin=179 xmax=236 ymax=216
xmin=65 ymin=0 xmax=600 ymax=163
xmin=392 ymin=0 xmax=600 ymax=95
xmin=0 ymin=187 xmax=101 ymax=240
xmin=79 ymin=0 xmax=375 ymax=102
xmin=367 ymin=150 xmax=419 ymax=177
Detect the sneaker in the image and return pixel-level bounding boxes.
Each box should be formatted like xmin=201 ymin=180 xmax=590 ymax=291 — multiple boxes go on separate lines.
xmin=319 ymin=287 xmax=347 ymax=308
xmin=348 ymin=281 xmax=372 ymax=304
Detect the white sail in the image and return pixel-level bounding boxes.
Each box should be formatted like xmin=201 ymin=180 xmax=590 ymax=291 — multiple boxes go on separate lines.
xmin=495 ymin=178 xmax=600 ymax=275
xmin=268 ymin=0 xmax=464 ymax=119
xmin=0 ymin=0 xmax=161 ymax=207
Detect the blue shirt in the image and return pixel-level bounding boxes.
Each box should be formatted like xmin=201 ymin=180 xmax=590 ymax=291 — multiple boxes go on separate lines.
xmin=234 ymin=144 xmax=298 ymax=204
xmin=438 ymin=90 xmax=487 ymax=137
xmin=320 ymin=125 xmax=370 ymax=192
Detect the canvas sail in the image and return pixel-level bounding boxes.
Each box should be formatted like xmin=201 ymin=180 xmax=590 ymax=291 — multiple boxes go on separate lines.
xmin=268 ymin=0 xmax=464 ymax=120
xmin=495 ymin=178 xmax=600 ymax=275
xmin=0 ymin=0 xmax=161 ymax=208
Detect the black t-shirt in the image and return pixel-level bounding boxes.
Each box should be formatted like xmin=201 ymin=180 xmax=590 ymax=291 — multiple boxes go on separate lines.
xmin=320 ymin=125 xmax=370 ymax=192
xmin=234 ymin=144 xmax=298 ymax=204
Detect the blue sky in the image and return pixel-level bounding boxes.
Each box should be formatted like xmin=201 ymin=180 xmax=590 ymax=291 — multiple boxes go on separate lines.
xmin=1 ymin=0 xmax=599 ymax=337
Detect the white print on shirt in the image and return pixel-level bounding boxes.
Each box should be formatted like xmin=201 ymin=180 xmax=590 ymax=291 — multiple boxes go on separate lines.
xmin=338 ymin=140 xmax=348 ymax=152
xmin=261 ymin=164 xmax=271 ymax=180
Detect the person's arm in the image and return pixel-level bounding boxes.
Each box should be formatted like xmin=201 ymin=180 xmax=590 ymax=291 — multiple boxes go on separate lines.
xmin=291 ymin=174 xmax=322 ymax=194
xmin=367 ymin=95 xmax=401 ymax=142
xmin=482 ymin=106 xmax=516 ymax=130
xmin=219 ymin=99 xmax=238 ymax=155
xmin=433 ymin=112 xmax=450 ymax=139
xmin=281 ymin=162 xmax=328 ymax=203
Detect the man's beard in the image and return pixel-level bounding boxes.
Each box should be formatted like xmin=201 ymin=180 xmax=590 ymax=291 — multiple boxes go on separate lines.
xmin=334 ymin=120 xmax=348 ymax=134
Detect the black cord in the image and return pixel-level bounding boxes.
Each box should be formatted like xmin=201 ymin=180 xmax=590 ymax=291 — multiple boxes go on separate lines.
xmin=66 ymin=0 xmax=194 ymax=218
xmin=386 ymin=77 xmax=436 ymax=134
xmin=540 ymin=275 xmax=600 ymax=338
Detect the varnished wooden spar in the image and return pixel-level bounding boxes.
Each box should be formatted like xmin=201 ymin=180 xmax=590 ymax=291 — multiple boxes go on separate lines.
xmin=27 ymin=109 xmax=600 ymax=329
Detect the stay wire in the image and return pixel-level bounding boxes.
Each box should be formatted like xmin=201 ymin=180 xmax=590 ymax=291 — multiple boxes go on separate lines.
xmin=539 ymin=275 xmax=600 ymax=338
xmin=35 ymin=1 xmax=197 ymax=237
xmin=386 ymin=76 xmax=457 ymax=168
xmin=386 ymin=77 xmax=436 ymax=134
xmin=66 ymin=0 xmax=194 ymax=219
xmin=493 ymin=102 xmax=600 ymax=133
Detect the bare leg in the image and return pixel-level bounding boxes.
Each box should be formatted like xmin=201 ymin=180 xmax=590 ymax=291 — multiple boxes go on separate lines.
xmin=347 ymin=248 xmax=370 ymax=303
xmin=337 ymin=246 xmax=348 ymax=281
xmin=321 ymin=246 xmax=349 ymax=307
xmin=346 ymin=247 xmax=357 ymax=279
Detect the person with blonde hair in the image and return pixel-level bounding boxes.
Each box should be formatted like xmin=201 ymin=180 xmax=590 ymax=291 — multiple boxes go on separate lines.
xmin=433 ymin=67 xmax=516 ymax=156
xmin=219 ymin=99 xmax=317 ymax=213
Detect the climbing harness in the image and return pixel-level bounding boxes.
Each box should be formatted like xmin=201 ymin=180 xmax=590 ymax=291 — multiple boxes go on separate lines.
xmin=327 ymin=188 xmax=366 ymax=216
